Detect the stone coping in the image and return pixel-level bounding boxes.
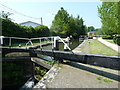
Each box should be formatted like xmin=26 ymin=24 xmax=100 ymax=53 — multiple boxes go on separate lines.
xmin=33 ymin=65 xmax=61 ymax=89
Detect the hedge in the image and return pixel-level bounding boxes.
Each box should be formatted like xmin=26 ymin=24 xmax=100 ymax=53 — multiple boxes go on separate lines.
xmin=113 ymin=36 xmax=120 ymax=46
xmin=102 ymin=35 xmax=113 ymax=39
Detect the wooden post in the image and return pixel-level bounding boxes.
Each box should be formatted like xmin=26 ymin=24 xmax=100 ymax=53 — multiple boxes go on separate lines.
xmin=32 ymin=63 xmax=35 ymax=78
xmin=52 ymin=37 xmax=54 ymax=50
xmin=29 ymin=47 xmax=37 ymax=57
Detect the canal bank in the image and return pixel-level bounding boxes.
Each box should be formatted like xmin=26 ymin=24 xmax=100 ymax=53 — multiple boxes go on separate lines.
xmin=98 ymin=38 xmax=120 ymax=53
xmin=72 ymin=39 xmax=119 ymax=56
xmin=33 ymin=40 xmax=119 ymax=88
xmin=2 ymin=39 xmax=82 ymax=89
xmin=3 ymin=38 xmax=120 ymax=89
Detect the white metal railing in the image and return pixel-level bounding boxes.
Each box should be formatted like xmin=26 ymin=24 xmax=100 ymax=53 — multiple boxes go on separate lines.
xmin=0 ymin=36 xmax=71 ymax=51
xmin=57 ymin=36 xmax=71 ymax=50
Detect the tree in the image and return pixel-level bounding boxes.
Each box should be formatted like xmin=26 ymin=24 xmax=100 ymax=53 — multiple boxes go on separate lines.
xmin=35 ymin=25 xmax=50 ymax=37
xmin=0 ymin=11 xmax=12 ymax=20
xmin=88 ymin=26 xmax=95 ymax=32
xmin=2 ymin=18 xmax=50 ymax=38
xmin=70 ymin=16 xmax=87 ymax=38
xmin=50 ymin=7 xmax=70 ymax=37
xmin=98 ymin=2 xmax=120 ymax=35
xmin=50 ymin=7 xmax=87 ymax=38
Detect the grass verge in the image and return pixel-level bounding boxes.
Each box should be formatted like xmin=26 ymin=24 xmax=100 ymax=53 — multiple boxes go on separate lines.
xmin=105 ymin=39 xmax=115 ymax=44
xmin=79 ymin=39 xmax=119 ymax=56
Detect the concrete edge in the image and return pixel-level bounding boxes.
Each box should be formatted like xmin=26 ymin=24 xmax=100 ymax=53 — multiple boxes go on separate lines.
xmin=33 ymin=65 xmax=61 ymax=89
xmin=72 ymin=39 xmax=87 ymax=52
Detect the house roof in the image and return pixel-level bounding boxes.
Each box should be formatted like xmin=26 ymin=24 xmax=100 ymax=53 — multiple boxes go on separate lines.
xmin=20 ymin=21 xmax=41 ymax=26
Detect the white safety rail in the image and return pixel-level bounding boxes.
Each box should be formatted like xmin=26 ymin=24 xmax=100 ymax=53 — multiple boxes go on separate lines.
xmin=57 ymin=36 xmax=71 ymax=51
xmin=0 ymin=36 xmax=71 ymax=50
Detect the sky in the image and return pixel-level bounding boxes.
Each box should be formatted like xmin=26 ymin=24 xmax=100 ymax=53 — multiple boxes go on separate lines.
xmin=0 ymin=0 xmax=102 ymax=28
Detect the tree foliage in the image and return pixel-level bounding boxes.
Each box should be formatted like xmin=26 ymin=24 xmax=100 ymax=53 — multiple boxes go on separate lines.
xmin=88 ymin=26 xmax=95 ymax=32
xmin=98 ymin=2 xmax=120 ymax=35
xmin=35 ymin=25 xmax=50 ymax=37
xmin=50 ymin=7 xmax=87 ymax=38
xmin=0 ymin=11 xmax=12 ymax=20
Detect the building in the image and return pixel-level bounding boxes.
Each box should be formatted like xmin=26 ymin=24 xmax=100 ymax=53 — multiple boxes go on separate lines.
xmin=88 ymin=31 xmax=94 ymax=38
xmin=20 ymin=21 xmax=41 ymax=27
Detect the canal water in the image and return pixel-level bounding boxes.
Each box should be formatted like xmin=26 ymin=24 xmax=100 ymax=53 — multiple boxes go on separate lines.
xmin=3 ymin=39 xmax=83 ymax=90
xmin=37 ymin=39 xmax=83 ymax=61
xmin=41 ymin=39 xmax=82 ymax=51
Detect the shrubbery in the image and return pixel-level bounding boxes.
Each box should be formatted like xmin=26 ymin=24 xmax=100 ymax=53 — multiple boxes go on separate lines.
xmin=113 ymin=36 xmax=120 ymax=46
xmin=1 ymin=18 xmax=50 ymax=38
xmin=102 ymin=35 xmax=113 ymax=39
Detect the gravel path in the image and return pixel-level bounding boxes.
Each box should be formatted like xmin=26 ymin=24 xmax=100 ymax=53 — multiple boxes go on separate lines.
xmin=98 ymin=38 xmax=120 ymax=53
xmin=47 ymin=62 xmax=119 ymax=88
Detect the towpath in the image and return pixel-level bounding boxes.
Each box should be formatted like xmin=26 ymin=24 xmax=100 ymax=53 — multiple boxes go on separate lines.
xmin=98 ymin=38 xmax=120 ymax=53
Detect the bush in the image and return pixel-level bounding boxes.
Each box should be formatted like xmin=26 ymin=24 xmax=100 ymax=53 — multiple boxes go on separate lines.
xmin=102 ymin=35 xmax=113 ymax=39
xmin=113 ymin=36 xmax=120 ymax=46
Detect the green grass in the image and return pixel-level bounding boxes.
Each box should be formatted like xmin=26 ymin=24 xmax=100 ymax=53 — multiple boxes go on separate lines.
xmin=103 ymin=78 xmax=113 ymax=82
xmin=80 ymin=39 xmax=119 ymax=56
xmin=105 ymin=39 xmax=115 ymax=44
xmin=97 ymin=77 xmax=102 ymax=80
xmin=97 ymin=77 xmax=113 ymax=83
xmin=44 ymin=60 xmax=55 ymax=65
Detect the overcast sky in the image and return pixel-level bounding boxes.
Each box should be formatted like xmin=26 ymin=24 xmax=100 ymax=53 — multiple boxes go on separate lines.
xmin=0 ymin=0 xmax=102 ymax=28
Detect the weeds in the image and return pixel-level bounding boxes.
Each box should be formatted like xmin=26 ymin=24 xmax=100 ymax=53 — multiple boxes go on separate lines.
xmin=97 ymin=77 xmax=113 ymax=83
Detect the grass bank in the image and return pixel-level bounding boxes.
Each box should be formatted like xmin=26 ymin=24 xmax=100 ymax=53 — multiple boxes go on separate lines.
xmin=105 ymin=39 xmax=115 ymax=44
xmin=77 ymin=39 xmax=119 ymax=56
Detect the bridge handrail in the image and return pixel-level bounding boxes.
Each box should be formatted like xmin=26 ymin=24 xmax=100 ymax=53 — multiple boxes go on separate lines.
xmin=0 ymin=36 xmax=71 ymax=50
xmin=1 ymin=36 xmax=30 ymax=40
xmin=57 ymin=36 xmax=71 ymax=50
xmin=0 ymin=36 xmax=58 ymax=40
xmin=30 ymin=36 xmax=58 ymax=40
